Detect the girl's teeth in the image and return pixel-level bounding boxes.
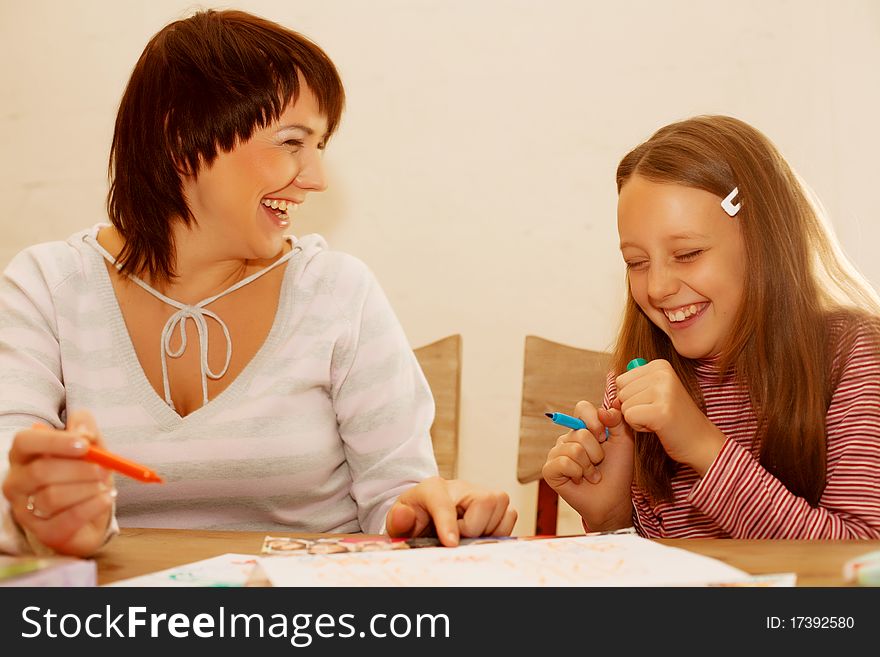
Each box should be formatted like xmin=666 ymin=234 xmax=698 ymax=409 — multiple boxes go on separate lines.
xmin=271 ymin=200 xmax=279 ymax=209
xmin=666 ymin=304 xmax=703 ymax=322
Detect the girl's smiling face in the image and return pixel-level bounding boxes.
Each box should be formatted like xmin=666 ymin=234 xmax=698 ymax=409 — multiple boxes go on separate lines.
xmin=617 ymin=175 xmax=748 ymax=360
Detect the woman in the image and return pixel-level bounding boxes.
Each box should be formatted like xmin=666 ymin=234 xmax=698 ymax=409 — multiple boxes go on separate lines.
xmin=0 ymin=9 xmax=515 ymax=557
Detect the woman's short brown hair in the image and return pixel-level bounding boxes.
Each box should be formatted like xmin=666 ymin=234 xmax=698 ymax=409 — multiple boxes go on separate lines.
xmin=107 ymin=9 xmax=345 ymax=284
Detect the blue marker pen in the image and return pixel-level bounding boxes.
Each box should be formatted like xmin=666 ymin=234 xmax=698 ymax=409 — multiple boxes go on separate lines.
xmin=544 ymin=412 xmax=587 ymax=431
xmin=545 ymin=412 xmax=609 ymax=441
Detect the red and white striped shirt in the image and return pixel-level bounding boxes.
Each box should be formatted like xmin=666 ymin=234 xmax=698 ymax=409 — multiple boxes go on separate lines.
xmin=604 ymin=315 xmax=880 ymax=539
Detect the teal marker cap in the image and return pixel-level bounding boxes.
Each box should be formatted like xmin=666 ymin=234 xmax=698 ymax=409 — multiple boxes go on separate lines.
xmin=627 ymin=358 xmax=648 ymax=371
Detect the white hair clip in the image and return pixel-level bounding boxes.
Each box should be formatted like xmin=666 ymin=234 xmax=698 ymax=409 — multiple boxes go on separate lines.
xmin=721 ymin=187 xmax=741 ymax=217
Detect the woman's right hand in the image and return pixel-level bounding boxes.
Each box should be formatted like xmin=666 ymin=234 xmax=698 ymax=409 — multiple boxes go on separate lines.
xmin=541 ymin=400 xmax=635 ymax=532
xmin=2 ymin=410 xmax=116 ymax=557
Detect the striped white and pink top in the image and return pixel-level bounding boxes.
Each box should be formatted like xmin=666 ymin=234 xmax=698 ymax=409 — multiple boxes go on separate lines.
xmin=0 ymin=225 xmax=438 ymax=554
xmin=604 ymin=316 xmax=880 ymax=539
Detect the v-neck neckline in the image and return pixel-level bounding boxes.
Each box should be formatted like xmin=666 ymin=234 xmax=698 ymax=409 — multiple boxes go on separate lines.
xmin=83 ymin=225 xmax=300 ymax=428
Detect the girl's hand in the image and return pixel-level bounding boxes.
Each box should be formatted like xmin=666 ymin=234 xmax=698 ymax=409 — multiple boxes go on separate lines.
xmin=2 ymin=410 xmax=116 ymax=557
xmin=542 ymin=400 xmax=635 ymax=532
xmin=614 ymin=359 xmax=726 ymax=475
xmin=386 ymin=477 xmax=517 ymax=546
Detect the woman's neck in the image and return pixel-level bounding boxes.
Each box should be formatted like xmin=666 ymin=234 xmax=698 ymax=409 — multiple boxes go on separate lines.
xmin=97 ymin=224 xmax=285 ymax=304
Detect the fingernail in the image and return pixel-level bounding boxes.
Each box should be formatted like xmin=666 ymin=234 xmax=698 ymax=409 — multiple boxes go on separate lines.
xmin=446 ymin=532 xmax=458 ymax=544
xmin=109 ymin=488 xmax=118 ymax=499
xmin=74 ymin=424 xmax=94 ymax=438
xmin=588 ymin=470 xmax=602 ymax=484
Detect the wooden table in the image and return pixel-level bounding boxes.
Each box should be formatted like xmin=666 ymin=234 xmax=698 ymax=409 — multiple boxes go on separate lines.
xmin=96 ymin=528 xmax=878 ymax=586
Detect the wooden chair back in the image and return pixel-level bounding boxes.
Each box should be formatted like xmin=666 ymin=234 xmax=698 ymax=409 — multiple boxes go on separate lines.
xmin=414 ymin=335 xmax=462 ymax=479
xmin=517 ymin=335 xmax=611 ymax=533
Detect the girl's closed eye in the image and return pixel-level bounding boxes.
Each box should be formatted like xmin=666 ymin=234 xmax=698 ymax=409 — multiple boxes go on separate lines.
xmin=284 ymin=139 xmax=304 ymax=150
xmin=676 ymin=249 xmax=703 ymax=262
xmin=625 ymin=259 xmax=649 ymax=271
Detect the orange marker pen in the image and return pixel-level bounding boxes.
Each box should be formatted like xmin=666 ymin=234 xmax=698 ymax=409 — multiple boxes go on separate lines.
xmin=31 ymin=422 xmax=164 ymax=483
xmin=82 ymin=445 xmax=164 ymax=483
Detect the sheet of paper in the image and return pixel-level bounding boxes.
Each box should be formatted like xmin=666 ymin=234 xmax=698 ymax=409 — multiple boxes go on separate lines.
xmin=106 ymin=553 xmax=261 ymax=587
xmin=707 ymin=572 xmax=797 ymax=587
xmin=258 ymin=534 xmax=751 ymax=587
xmin=261 ymin=534 xmax=516 ymax=555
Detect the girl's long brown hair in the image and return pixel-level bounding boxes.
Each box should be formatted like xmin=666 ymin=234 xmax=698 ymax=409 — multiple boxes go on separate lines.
xmin=614 ymin=115 xmax=880 ymax=505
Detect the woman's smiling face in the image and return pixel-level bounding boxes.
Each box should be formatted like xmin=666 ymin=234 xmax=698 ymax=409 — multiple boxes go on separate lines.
xmin=617 ymin=174 xmax=748 ymax=360
xmin=180 ymin=80 xmax=330 ymax=260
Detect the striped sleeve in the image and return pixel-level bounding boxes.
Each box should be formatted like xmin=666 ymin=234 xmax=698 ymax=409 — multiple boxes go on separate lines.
xmin=0 ymin=245 xmax=119 ymax=555
xmin=688 ymin=325 xmax=880 ymax=539
xmin=0 ymin=247 xmax=68 ymax=553
xmin=602 ymin=371 xmax=616 ymax=411
xmin=327 ymin=256 xmax=438 ymax=535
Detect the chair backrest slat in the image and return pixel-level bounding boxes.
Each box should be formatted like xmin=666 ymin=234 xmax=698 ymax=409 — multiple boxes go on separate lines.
xmin=415 ymin=334 xmax=462 ymax=480
xmin=517 ymin=336 xmax=611 ymax=483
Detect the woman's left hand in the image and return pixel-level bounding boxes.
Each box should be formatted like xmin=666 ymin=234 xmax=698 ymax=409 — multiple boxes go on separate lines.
xmin=614 ymin=359 xmax=727 ymax=475
xmin=386 ymin=477 xmax=517 ymax=546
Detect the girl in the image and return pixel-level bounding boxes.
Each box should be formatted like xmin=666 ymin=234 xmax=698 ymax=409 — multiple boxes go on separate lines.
xmin=542 ymin=115 xmax=880 ymax=539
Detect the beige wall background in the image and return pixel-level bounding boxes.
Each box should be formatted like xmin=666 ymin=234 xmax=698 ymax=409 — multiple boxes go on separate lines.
xmin=2 ymin=0 xmax=878 ymax=535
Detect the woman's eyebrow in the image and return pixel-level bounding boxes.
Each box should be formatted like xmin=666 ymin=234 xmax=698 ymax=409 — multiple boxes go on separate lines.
xmin=276 ymin=123 xmax=314 ymax=134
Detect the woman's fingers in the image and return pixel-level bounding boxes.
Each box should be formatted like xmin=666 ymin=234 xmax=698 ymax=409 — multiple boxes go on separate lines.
xmin=387 ymin=477 xmax=459 ymax=545
xmin=23 ymin=481 xmax=116 ymax=520
xmin=388 ymin=479 xmax=518 ymax=544
xmin=22 ymin=458 xmax=106 ymax=490
xmin=457 ymin=491 xmax=511 ymax=537
xmin=65 ymin=409 xmax=107 ymax=449
xmin=2 ymin=457 xmax=107 ymax=511
xmin=8 ymin=428 xmax=90 ymax=465
xmin=494 ymin=507 xmax=518 ymax=536
xmin=25 ymin=491 xmax=115 ymax=553
xmin=482 ymin=492 xmax=512 ymax=535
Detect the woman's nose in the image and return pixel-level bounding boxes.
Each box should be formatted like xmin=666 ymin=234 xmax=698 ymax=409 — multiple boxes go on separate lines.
xmin=293 ymin=151 xmax=328 ymax=192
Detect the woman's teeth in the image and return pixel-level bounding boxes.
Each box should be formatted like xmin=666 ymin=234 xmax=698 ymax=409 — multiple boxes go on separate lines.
xmin=262 ymin=198 xmax=296 ymax=219
xmin=664 ymin=304 xmax=701 ymax=322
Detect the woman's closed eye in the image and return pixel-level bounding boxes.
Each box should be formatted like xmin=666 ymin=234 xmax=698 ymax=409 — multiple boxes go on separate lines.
xmin=284 ymin=138 xmax=327 ymax=153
